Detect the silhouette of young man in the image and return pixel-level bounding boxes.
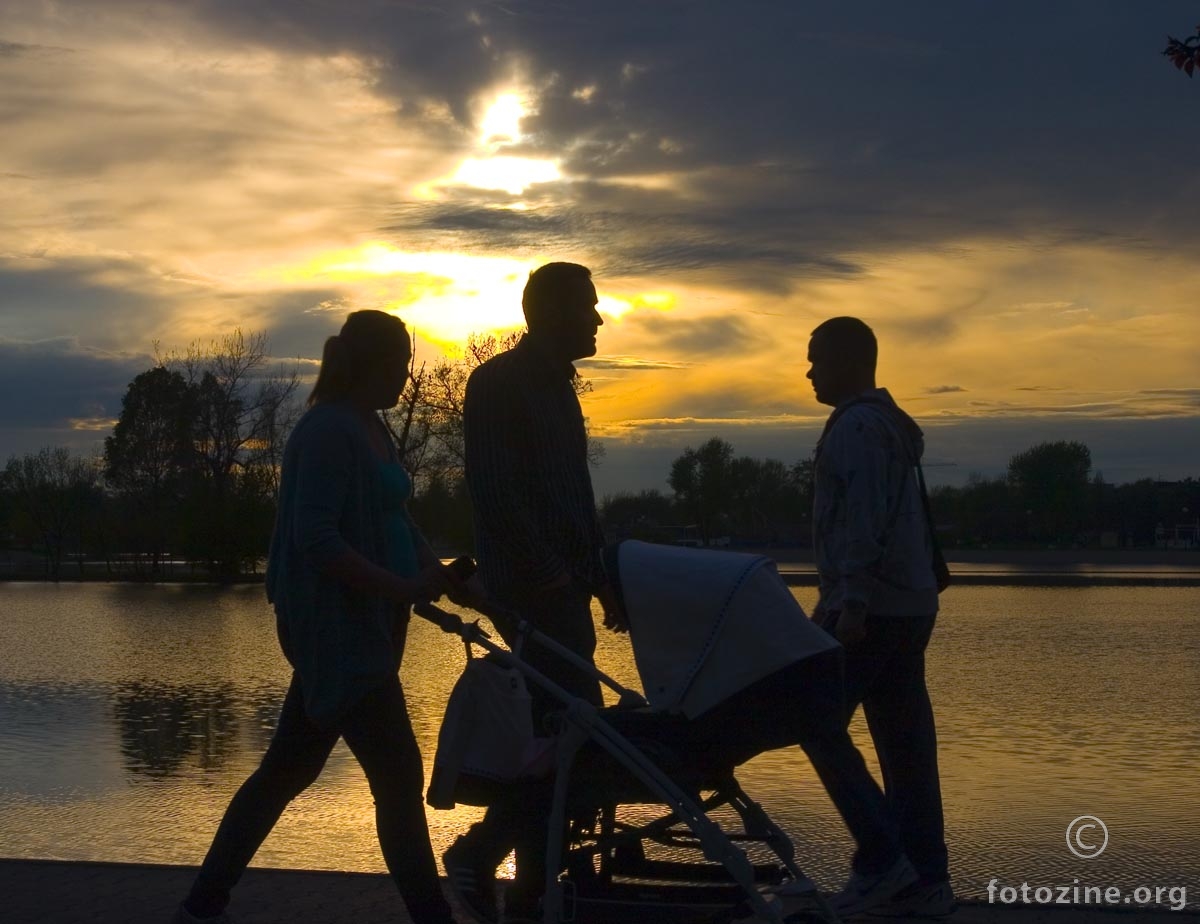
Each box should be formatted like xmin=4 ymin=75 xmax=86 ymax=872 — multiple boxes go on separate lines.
xmin=446 ymin=262 xmax=619 ymax=922
xmin=806 ymin=316 xmax=953 ymax=917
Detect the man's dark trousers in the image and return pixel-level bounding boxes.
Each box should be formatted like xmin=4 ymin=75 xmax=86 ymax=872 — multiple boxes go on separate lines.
xmin=822 ymin=609 xmax=949 ymax=885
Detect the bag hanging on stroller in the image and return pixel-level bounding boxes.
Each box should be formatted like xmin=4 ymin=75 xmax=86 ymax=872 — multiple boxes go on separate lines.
xmin=427 ymin=650 xmax=554 ymax=809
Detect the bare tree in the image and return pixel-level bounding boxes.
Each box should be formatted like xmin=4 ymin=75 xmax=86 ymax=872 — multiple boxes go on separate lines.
xmin=161 ymin=329 xmax=301 ymax=498
xmin=3 ymin=448 xmax=101 ymax=579
xmin=157 ymin=329 xmax=301 ymax=577
xmin=385 ymin=330 xmax=604 ymax=491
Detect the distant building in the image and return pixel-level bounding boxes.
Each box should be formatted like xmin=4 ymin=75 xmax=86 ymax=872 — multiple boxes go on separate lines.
xmin=660 ymin=525 xmax=730 ymax=548
xmin=1156 ymin=518 xmax=1199 ymax=549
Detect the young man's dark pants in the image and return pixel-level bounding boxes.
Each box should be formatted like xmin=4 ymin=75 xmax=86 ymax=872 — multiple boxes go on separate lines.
xmin=184 ymin=673 xmax=453 ymax=924
xmin=822 ymin=610 xmax=949 ymax=885
xmin=496 ymin=580 xmax=604 ymax=730
xmin=458 ymin=580 xmax=602 ymax=893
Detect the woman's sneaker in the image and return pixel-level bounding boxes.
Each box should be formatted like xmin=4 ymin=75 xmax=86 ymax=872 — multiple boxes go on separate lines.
xmin=868 ymin=879 xmax=958 ymax=917
xmin=829 ymin=856 xmax=919 ymax=917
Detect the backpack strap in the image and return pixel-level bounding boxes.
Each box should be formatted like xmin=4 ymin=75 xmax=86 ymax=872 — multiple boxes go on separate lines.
xmin=817 ymin=396 xmax=950 ymax=592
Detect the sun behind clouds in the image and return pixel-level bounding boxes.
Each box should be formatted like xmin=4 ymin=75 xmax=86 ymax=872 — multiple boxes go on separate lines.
xmin=424 ymin=86 xmax=564 ymax=196
xmin=273 ymin=243 xmax=643 ymax=348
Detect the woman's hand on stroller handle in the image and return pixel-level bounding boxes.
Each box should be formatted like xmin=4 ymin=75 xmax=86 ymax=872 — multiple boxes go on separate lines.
xmin=414 ymin=563 xmax=455 ymax=602
xmin=448 ymin=573 xmax=490 ymax=610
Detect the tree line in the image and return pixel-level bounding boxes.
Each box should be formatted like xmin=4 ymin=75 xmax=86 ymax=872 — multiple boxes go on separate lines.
xmin=603 ymin=437 xmax=1200 ymax=551
xmin=0 ymin=329 xmax=592 ymax=579
xmin=2 ymin=331 xmax=299 ymax=580
xmin=2 ymin=329 xmax=1196 ymax=580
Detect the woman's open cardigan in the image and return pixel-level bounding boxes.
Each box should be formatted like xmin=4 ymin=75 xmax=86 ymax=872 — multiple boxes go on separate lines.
xmin=266 ymin=401 xmax=409 ymax=728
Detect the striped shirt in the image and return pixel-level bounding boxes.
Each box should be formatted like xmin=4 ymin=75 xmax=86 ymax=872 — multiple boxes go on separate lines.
xmin=463 ymin=333 xmax=605 ymax=598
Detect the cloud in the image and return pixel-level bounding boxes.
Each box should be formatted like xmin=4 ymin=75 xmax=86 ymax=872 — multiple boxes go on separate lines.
xmin=623 ymin=313 xmax=765 ymax=357
xmin=1138 ymin=388 xmax=1200 ymax=401
xmin=0 ymin=40 xmax=68 ymax=58
xmin=930 ymin=390 xmax=1200 ymax=420
xmin=0 ymin=339 xmax=151 ymax=435
xmin=578 ymin=356 xmax=689 ymax=371
xmin=13 ymin=1 xmax=1198 ymax=288
xmin=599 ymin=414 xmax=819 ymax=436
xmin=3 ymin=1 xmax=1200 ymax=489
xmin=0 ymin=257 xmax=167 ymax=348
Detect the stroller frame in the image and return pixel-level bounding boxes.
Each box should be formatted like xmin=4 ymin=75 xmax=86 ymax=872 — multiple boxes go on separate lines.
xmin=416 ymin=599 xmax=840 ymax=924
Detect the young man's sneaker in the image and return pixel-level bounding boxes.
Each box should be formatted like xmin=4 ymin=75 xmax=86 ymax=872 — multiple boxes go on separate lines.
xmin=829 ymin=855 xmax=919 ymax=917
xmin=868 ymin=879 xmax=958 ymax=917
xmin=171 ymin=903 xmax=230 ymax=924
xmin=443 ymin=836 xmax=499 ymax=924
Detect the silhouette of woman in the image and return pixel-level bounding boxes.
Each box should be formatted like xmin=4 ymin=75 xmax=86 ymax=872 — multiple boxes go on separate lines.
xmin=176 ymin=310 xmax=461 ymax=924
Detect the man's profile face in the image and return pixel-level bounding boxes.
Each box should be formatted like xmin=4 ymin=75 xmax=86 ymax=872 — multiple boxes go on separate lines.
xmin=544 ymin=276 xmax=602 ymax=361
xmin=806 ymin=334 xmax=852 ymax=407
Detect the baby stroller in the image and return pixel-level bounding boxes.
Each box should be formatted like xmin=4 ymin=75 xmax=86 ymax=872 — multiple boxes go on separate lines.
xmin=418 ymin=540 xmax=845 ymax=924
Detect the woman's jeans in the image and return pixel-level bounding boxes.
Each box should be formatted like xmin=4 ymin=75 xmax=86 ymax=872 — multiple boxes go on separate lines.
xmin=185 ymin=672 xmax=453 ymax=924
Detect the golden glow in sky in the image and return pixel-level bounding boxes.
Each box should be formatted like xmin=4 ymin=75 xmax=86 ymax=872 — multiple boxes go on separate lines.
xmin=271 ymin=243 xmax=652 ymax=347
xmin=417 ymin=88 xmax=564 ymax=195
xmin=2 ymin=4 xmax=1198 ymax=486
xmin=451 ymin=156 xmax=562 ymax=195
xmin=276 ymin=245 xmax=529 ymax=344
xmin=479 ymin=92 xmax=525 ymax=143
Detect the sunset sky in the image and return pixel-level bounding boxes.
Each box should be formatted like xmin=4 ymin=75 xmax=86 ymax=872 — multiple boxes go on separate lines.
xmin=2 ymin=1 xmax=1198 ymax=497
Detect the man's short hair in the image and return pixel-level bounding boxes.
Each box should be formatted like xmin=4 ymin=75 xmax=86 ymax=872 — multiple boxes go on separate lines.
xmin=811 ymin=316 xmax=877 ymax=371
xmin=522 ymin=262 xmax=593 ymax=327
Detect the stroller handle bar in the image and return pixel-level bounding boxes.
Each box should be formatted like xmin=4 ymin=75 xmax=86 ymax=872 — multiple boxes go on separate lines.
xmin=413 ymin=598 xmax=646 ymax=707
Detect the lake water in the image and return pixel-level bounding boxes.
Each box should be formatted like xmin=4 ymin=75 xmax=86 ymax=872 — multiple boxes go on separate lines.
xmin=1 ymin=581 xmax=1197 ymax=907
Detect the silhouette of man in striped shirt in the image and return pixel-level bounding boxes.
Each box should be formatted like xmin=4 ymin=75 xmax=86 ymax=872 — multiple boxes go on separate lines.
xmin=449 ymin=262 xmax=620 ymax=921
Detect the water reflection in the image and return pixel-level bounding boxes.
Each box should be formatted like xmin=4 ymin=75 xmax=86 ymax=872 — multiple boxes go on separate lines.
xmin=113 ymin=682 xmax=247 ymax=778
xmin=0 ymin=581 xmax=1197 ymax=904
xmin=0 ymin=682 xmax=120 ymax=802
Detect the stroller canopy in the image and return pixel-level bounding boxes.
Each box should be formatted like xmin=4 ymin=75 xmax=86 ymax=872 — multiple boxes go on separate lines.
xmin=610 ymin=540 xmax=839 ymax=718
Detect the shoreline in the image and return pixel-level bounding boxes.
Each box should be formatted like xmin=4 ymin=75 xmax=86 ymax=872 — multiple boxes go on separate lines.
xmin=2 ymin=548 xmax=1197 ymax=587
xmin=767 ymin=547 xmax=1200 ymax=586
xmin=2 ymin=858 xmax=1196 ymax=923
xmin=766 ymin=547 xmax=1200 ymax=567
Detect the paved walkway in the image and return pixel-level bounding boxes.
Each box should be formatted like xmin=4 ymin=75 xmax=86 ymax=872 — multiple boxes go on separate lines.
xmin=3 ymin=858 xmax=1197 ymax=924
